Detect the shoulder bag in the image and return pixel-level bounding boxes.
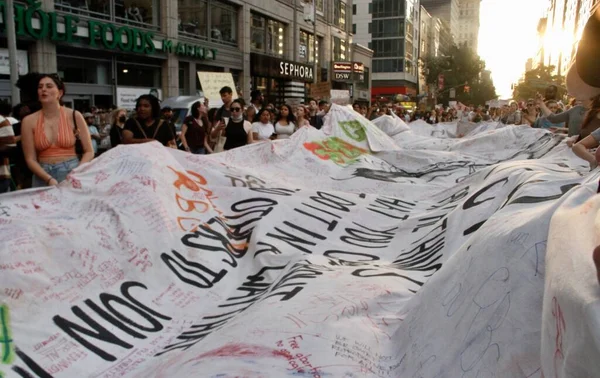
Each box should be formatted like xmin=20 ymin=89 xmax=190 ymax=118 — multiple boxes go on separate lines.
xmin=134 ymin=119 xmax=177 ymax=149
xmin=72 ymin=110 xmax=84 ymax=156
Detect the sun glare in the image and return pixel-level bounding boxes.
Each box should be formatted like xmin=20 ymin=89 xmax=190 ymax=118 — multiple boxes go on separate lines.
xmin=478 ymin=0 xmax=547 ymax=98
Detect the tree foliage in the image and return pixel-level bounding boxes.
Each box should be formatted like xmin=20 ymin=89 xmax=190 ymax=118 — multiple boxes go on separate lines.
xmin=512 ymin=64 xmax=565 ymax=101
xmin=423 ymin=44 xmax=497 ymax=106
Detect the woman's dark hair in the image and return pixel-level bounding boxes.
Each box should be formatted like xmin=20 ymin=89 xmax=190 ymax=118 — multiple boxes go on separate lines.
xmin=231 ymin=99 xmax=244 ymax=108
xmin=135 ymin=94 xmax=161 ymax=120
xmin=38 ymin=74 xmax=66 ymax=105
xmin=277 ymin=104 xmax=296 ymax=124
xmin=207 ymin=108 xmax=218 ymax=123
xmin=580 ymin=93 xmax=600 ymax=135
xmin=254 ymin=108 xmax=271 ymax=123
xmin=190 ymin=101 xmax=201 ymax=119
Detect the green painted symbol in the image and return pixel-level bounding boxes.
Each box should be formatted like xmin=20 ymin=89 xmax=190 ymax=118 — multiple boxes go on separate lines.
xmin=339 ymin=120 xmax=367 ymax=142
xmin=0 ymin=305 xmax=14 ymax=365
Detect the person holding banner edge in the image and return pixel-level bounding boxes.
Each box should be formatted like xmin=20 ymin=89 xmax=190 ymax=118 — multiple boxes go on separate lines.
xmin=21 ymin=74 xmax=94 ymax=187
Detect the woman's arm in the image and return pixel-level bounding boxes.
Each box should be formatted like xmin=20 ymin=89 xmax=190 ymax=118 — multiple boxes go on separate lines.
xmin=180 ymin=124 xmax=190 ymax=151
xmin=74 ymin=111 xmax=94 ymax=164
xmin=204 ymin=133 xmax=213 ymax=153
xmin=572 ymin=135 xmax=599 ymax=169
xmin=21 ymin=116 xmax=54 ymax=184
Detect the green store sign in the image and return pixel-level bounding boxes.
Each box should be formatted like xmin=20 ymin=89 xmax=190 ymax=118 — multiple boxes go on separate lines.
xmin=0 ymin=0 xmax=217 ymax=59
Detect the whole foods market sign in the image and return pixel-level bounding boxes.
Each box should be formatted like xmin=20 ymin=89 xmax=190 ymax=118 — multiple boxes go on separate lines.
xmin=0 ymin=0 xmax=217 ymax=59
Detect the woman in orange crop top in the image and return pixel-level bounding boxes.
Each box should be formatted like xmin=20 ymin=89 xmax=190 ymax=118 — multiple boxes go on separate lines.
xmin=21 ymin=74 xmax=94 ymax=187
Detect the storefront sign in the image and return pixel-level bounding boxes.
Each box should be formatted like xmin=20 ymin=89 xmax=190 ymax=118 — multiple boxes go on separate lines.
xmin=250 ymin=53 xmax=314 ymax=82
xmin=197 ymin=72 xmax=237 ymax=103
xmin=0 ymin=49 xmax=28 ymax=75
xmin=332 ymin=61 xmax=352 ymax=82
xmin=0 ymin=1 xmax=217 ymax=60
xmin=353 ymin=62 xmax=365 ymax=82
xmin=333 ymin=61 xmax=365 ymax=83
xmin=116 ymin=87 xmax=163 ymax=109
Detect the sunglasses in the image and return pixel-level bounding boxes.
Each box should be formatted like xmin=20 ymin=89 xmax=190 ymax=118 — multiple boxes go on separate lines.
xmin=231 ymin=107 xmax=242 ymax=112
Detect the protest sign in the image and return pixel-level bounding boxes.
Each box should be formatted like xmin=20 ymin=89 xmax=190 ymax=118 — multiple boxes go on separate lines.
xmin=116 ymin=87 xmax=162 ymax=109
xmin=197 ymin=72 xmax=237 ymax=103
xmin=0 ymin=106 xmax=597 ymax=377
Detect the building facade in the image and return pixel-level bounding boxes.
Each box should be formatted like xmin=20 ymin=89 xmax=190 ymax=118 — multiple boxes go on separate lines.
xmin=420 ymin=0 xmax=459 ymax=40
xmin=543 ymin=0 xmax=599 ymax=76
xmin=456 ymin=0 xmax=480 ymax=51
xmin=352 ymin=0 xmax=421 ymax=100
xmin=0 ymin=0 xmax=368 ymax=108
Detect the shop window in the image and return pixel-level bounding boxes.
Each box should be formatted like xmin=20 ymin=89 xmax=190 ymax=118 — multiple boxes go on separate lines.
xmin=55 ymin=0 xmax=110 ymax=20
xmin=333 ymin=0 xmax=346 ymax=31
xmin=211 ymin=2 xmax=237 ymax=46
xmin=114 ymin=0 xmax=160 ymax=30
xmin=267 ymin=20 xmax=284 ymax=56
xmin=332 ymin=36 xmax=346 ymax=61
xmin=178 ymin=0 xmax=208 ymax=38
xmin=117 ymin=63 xmax=161 ymax=88
xmin=299 ymin=30 xmax=319 ymax=63
xmin=57 ymin=56 xmax=111 ymax=85
xmin=251 ymin=13 xmax=285 ymax=57
xmin=251 ymin=14 xmax=266 ymax=51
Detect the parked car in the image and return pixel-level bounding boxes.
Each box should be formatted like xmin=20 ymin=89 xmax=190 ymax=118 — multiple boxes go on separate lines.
xmin=161 ymin=96 xmax=224 ymax=134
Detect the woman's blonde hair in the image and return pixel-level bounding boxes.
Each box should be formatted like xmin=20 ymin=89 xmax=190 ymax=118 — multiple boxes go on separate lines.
xmin=111 ymin=108 xmax=127 ymax=124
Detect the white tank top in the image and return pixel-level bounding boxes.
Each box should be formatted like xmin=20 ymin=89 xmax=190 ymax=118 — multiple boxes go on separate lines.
xmin=275 ymin=122 xmax=295 ymax=139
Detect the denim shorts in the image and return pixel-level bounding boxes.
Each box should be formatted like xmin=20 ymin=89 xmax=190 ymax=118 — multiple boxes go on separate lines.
xmin=32 ymin=158 xmax=79 ymax=187
xmin=190 ymin=147 xmax=206 ymax=155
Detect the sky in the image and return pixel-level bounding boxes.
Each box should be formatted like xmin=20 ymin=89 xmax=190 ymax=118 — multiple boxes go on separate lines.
xmin=478 ymin=0 xmax=547 ymax=98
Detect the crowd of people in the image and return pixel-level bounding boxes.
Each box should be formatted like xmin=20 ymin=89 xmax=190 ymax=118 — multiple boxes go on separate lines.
xmin=0 ymin=75 xmax=335 ymax=193
xmin=1 ymin=66 xmax=600 ymax=195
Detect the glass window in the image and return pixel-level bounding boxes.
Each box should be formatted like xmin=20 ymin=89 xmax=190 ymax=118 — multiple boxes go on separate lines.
xmin=178 ymin=0 xmax=207 ymax=38
xmin=405 ymin=39 xmax=414 ymax=60
xmin=55 ymin=0 xmax=110 ymax=20
xmin=372 ymin=19 xmax=404 ymax=38
xmin=352 ymin=4 xmax=356 ymax=14
xmin=251 ymin=14 xmax=266 ymax=51
xmin=211 ymin=2 xmax=237 ymax=46
xmin=57 ymin=56 xmax=111 ymax=85
xmin=352 ymin=23 xmax=356 ymax=34
xmin=267 ymin=20 xmax=285 ymax=56
xmin=373 ymin=59 xmax=403 ymax=73
xmin=332 ymin=36 xmax=346 ymax=61
xmin=114 ymin=0 xmax=160 ymax=30
xmin=251 ymin=13 xmax=285 ymax=57
xmin=334 ymin=0 xmax=346 ymax=30
xmin=117 ymin=63 xmax=161 ymax=87
xmin=372 ymin=0 xmax=404 ymax=18
xmin=316 ymin=0 xmax=324 ymax=14
xmin=372 ymin=39 xmax=404 ymax=58
xmin=299 ymin=30 xmax=318 ymax=63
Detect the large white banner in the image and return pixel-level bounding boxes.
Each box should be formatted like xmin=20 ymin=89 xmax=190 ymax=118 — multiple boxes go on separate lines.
xmin=0 ymin=106 xmax=598 ymax=377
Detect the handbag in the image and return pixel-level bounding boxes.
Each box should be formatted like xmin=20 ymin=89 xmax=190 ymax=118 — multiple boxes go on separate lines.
xmin=73 ymin=110 xmax=84 ymax=156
